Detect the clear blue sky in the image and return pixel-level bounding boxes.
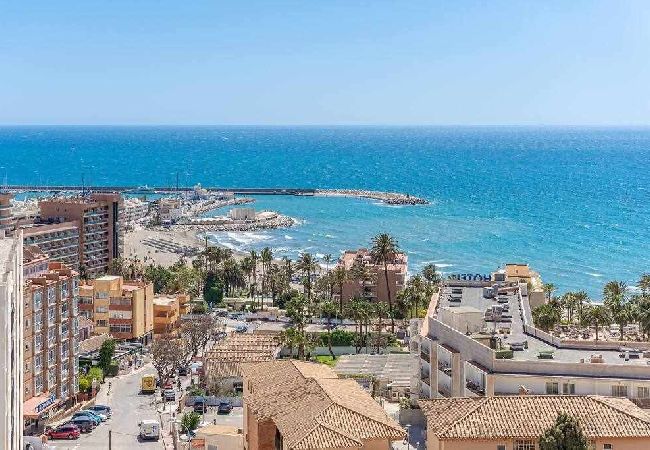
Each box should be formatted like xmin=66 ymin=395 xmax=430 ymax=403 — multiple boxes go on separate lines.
xmin=1 ymin=1 xmax=649 ymax=125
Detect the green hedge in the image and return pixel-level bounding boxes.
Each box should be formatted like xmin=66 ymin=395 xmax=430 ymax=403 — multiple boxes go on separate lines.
xmin=495 ymin=349 xmax=514 ymax=359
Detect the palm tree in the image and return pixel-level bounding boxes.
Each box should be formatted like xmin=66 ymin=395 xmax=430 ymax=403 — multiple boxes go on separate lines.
xmin=574 ymin=291 xmax=590 ymax=322
xmin=249 ymin=250 xmax=259 ymax=307
xmin=638 ymin=274 xmax=650 ymax=296
xmin=296 ymin=252 xmax=317 ymax=302
xmin=332 ymin=266 xmax=348 ymax=316
xmin=603 ymin=280 xmax=629 ymax=340
xmin=260 ymin=247 xmax=273 ymax=296
xmin=322 ymin=254 xmax=334 ymax=272
xmin=286 ymin=295 xmax=310 ymax=359
xmin=280 ymin=327 xmax=299 ymax=359
xmin=374 ymin=301 xmax=390 ymax=353
xmin=370 ymin=233 xmax=400 ymax=333
xmin=320 ymin=301 xmax=338 ymax=359
xmin=586 ymin=305 xmax=612 ymax=341
xmin=542 ymin=283 xmax=556 ymax=302
xmin=532 ymin=303 xmax=561 ymax=332
xmin=346 ymin=297 xmax=366 ymax=354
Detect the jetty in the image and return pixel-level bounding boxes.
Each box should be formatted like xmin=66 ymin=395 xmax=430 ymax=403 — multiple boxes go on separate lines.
xmin=5 ymin=185 xmax=428 ymax=205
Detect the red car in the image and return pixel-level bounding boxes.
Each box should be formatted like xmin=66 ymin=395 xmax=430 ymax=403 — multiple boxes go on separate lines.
xmin=46 ymin=424 xmax=81 ymax=440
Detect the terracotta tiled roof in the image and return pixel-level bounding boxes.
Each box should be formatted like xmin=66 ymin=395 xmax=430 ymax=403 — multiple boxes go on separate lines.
xmin=79 ymin=333 xmax=110 ymax=353
xmin=242 ymin=360 xmax=405 ymax=450
xmin=204 ymin=334 xmax=280 ymax=380
xmin=419 ymin=396 xmax=650 ymax=440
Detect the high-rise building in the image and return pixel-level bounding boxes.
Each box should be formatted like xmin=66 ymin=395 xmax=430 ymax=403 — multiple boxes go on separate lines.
xmin=0 ymin=192 xmax=16 ymax=235
xmin=23 ymin=222 xmax=81 ymax=269
xmin=39 ymin=193 xmax=124 ymax=277
xmin=79 ymin=275 xmax=154 ymax=344
xmin=0 ymin=231 xmax=24 ymax=450
xmin=22 ymin=257 xmax=80 ymax=435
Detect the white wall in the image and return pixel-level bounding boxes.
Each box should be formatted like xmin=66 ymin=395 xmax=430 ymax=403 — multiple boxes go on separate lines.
xmin=0 ymin=232 xmax=23 ymax=449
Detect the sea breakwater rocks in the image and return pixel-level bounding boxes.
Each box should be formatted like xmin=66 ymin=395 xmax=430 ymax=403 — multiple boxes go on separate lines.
xmin=315 ymin=189 xmax=429 ymax=205
xmin=173 ymin=214 xmax=296 ymax=232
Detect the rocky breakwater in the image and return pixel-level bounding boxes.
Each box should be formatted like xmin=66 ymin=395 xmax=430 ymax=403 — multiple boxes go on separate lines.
xmin=175 ymin=211 xmax=296 ymax=232
xmin=315 ymin=189 xmax=429 ymax=205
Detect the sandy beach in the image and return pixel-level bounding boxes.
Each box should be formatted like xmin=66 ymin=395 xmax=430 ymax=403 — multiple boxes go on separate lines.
xmin=124 ymin=227 xmax=204 ymax=266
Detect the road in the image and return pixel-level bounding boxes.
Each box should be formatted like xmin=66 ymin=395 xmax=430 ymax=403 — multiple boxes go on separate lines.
xmin=47 ymin=364 xmax=168 ymax=450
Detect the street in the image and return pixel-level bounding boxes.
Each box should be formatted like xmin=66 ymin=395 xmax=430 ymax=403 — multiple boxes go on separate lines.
xmin=47 ymin=364 xmax=169 ymax=450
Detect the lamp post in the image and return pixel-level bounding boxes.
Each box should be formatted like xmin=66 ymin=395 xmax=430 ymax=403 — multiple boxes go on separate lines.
xmin=405 ymin=424 xmax=411 ymax=449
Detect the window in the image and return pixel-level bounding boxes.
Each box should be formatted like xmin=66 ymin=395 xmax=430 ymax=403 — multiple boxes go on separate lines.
xmin=604 ymin=445 xmax=613 ymax=450
xmin=546 ymin=382 xmax=559 ymax=395
xmin=109 ymin=323 xmax=132 ymax=333
xmin=47 ymin=286 xmax=55 ymax=304
xmin=514 ymin=440 xmax=536 ymax=450
xmin=95 ymin=306 xmax=108 ymax=313
xmin=612 ymin=385 xmax=628 ymax=397
xmin=562 ymin=383 xmax=575 ymax=394
xmin=497 ymin=446 xmax=506 ymax=450
xmin=638 ymin=387 xmax=650 ymax=399
xmin=61 ymin=281 xmax=69 ymax=298
xmin=33 ymin=290 xmax=43 ymax=309
xmin=96 ymin=319 xmax=108 ymax=327
xmin=48 ymin=306 xmax=56 ymax=324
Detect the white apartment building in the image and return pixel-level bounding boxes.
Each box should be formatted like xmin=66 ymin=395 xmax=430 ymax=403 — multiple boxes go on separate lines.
xmin=412 ymin=272 xmax=650 ymax=405
xmin=0 ymin=231 xmax=24 ymax=450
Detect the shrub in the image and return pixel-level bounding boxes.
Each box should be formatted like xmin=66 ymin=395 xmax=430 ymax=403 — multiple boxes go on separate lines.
xmin=87 ymin=367 xmax=104 ymax=383
xmin=105 ymin=362 xmax=119 ymax=377
xmin=495 ymin=349 xmax=514 ymax=359
xmin=79 ymin=377 xmax=91 ymax=393
xmin=180 ymin=412 xmax=201 ymax=434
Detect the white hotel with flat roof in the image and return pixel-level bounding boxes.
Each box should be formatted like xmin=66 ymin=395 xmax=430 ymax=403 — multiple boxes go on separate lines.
xmin=412 ymin=265 xmax=650 ymax=405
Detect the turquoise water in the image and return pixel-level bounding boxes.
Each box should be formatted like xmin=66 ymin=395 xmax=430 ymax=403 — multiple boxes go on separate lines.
xmin=2 ymin=126 xmax=650 ymax=297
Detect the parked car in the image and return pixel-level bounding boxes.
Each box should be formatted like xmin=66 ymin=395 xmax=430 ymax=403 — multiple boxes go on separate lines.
xmin=217 ymin=401 xmax=233 ymax=414
xmin=193 ymin=399 xmax=207 ymax=413
xmin=79 ymin=409 xmax=107 ymax=422
xmin=66 ymin=418 xmax=95 ymax=433
xmin=178 ymin=366 xmax=189 ymax=376
xmin=87 ymin=404 xmax=112 ymax=418
xmin=235 ymin=325 xmax=247 ymax=333
xmin=72 ymin=412 xmax=101 ymax=426
xmin=46 ymin=424 xmax=80 ymax=440
xmin=139 ymin=419 xmax=160 ymax=441
xmin=163 ymin=389 xmax=176 ymax=401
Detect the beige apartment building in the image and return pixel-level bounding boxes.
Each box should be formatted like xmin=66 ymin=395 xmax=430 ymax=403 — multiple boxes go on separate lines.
xmin=153 ymin=295 xmax=181 ymax=336
xmin=337 ymin=248 xmax=407 ymax=303
xmin=39 ymin=193 xmax=124 ymax=276
xmin=79 ymin=275 xmax=154 ymax=343
xmin=23 ymin=259 xmax=80 ymax=433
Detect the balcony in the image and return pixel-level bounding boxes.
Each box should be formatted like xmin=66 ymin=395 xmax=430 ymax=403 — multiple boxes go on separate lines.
xmin=465 ymin=380 xmax=486 ymax=396
xmin=420 ymin=371 xmax=431 ymax=386
xmin=420 ymin=350 xmax=430 ymax=362
xmin=48 ymin=338 xmax=56 ymax=348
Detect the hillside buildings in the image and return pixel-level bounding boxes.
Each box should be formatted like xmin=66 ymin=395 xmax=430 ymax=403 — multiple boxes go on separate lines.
xmin=337 ymin=248 xmax=407 ymax=303
xmin=23 ymin=259 xmax=81 ymax=433
xmin=153 ymin=295 xmax=181 ymax=336
xmin=0 ymin=231 xmax=24 ymax=450
xmin=241 ymin=360 xmax=405 ymax=450
xmin=79 ymin=275 xmax=154 ymax=344
xmin=419 ymin=395 xmax=650 ymax=450
xmin=412 ymin=264 xmax=650 ymax=404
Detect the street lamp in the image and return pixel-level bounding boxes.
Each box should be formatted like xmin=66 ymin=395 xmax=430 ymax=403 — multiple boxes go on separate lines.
xmin=405 ymin=424 xmax=411 ymax=449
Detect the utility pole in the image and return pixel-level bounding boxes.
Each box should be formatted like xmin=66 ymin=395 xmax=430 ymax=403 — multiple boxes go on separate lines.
xmin=108 ymin=429 xmax=112 ymax=449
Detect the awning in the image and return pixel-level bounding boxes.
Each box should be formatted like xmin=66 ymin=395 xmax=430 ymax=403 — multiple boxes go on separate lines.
xmin=24 ymin=393 xmax=59 ymax=419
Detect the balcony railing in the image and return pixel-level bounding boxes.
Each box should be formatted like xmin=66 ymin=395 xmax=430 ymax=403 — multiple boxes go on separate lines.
xmin=420 ymin=350 xmax=430 ymax=361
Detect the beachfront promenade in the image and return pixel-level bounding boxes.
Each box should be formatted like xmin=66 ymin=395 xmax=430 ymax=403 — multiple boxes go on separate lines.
xmin=5 ymin=185 xmax=429 ymax=205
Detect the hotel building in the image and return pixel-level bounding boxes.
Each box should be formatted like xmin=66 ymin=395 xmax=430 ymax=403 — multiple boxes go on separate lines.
xmin=412 ymin=264 xmax=650 ymax=404
xmin=336 ymin=248 xmax=407 ymax=303
xmin=0 ymin=231 xmax=24 ymax=450
xmin=79 ymin=275 xmax=154 ymax=344
xmin=23 ymin=259 xmax=80 ymax=433
xmin=23 ymin=221 xmax=81 ymax=270
xmin=39 ymin=193 xmax=124 ymax=277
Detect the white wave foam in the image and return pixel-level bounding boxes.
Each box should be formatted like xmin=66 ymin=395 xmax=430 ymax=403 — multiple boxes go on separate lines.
xmin=284 ymin=235 xmax=294 ymax=240
xmin=586 ymin=272 xmax=603 ymax=278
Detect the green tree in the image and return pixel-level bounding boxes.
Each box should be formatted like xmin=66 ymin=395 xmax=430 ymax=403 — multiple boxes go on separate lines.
xmin=180 ymin=412 xmax=201 ymax=434
xmin=374 ymin=301 xmax=390 ymax=353
xmin=585 ymin=304 xmax=612 ymax=341
xmin=532 ymin=304 xmax=561 ymax=332
xmin=637 ymin=273 xmax=650 ymax=296
xmin=79 ymin=376 xmax=91 ymax=393
xmin=539 ymin=413 xmax=589 ymax=450
xmin=286 ymin=294 xmax=311 ymax=359
xmin=296 ymin=252 xmax=318 ymax=302
xmin=603 ymin=280 xmax=629 ymax=340
xmin=370 ymin=233 xmax=400 ymax=333
xmin=320 ymin=301 xmax=338 ymax=359
xmin=98 ymin=339 xmax=115 ymax=373
xmin=542 ymin=283 xmax=557 ymax=302
xmin=331 ymin=266 xmax=348 ymax=316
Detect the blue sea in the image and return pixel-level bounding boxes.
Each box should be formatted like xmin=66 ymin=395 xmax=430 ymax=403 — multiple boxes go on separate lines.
xmin=2 ymin=126 xmax=650 ymax=298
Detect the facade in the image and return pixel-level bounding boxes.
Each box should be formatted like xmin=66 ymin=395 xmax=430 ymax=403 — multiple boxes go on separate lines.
xmin=38 ymin=193 xmax=124 ymax=277
xmin=241 ymin=360 xmax=405 ymax=450
xmin=153 ymin=295 xmax=180 ymax=336
xmin=23 ymin=261 xmax=80 ymax=433
xmin=229 ymin=207 xmax=256 ymax=220
xmin=195 ymin=424 xmax=244 ymax=450
xmin=419 ymin=395 xmax=650 ymax=450
xmin=412 ymin=270 xmax=650 ymax=404
xmin=121 ymin=197 xmax=150 ymax=227
xmin=0 ymin=192 xmax=16 ymax=234
xmin=0 ymin=232 xmax=24 ymax=450
xmin=23 ymin=221 xmax=81 ymax=270
xmin=337 ymin=248 xmax=407 ymax=303
xmin=158 ymin=198 xmax=182 ymax=225
xmin=79 ymin=275 xmax=154 ymax=343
